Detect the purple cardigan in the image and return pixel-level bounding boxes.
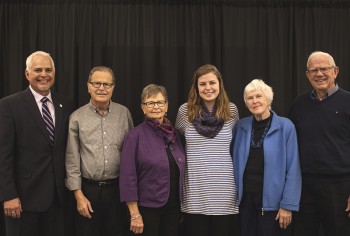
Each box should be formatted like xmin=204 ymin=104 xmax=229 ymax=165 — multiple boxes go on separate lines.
xmin=119 ymin=122 xmax=186 ymax=208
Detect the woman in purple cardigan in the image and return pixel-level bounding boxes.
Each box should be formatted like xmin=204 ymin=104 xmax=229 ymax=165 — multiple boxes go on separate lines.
xmin=119 ymin=84 xmax=186 ymax=236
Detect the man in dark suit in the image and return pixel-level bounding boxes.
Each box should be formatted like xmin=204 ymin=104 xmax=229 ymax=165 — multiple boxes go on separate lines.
xmin=0 ymin=51 xmax=74 ymax=236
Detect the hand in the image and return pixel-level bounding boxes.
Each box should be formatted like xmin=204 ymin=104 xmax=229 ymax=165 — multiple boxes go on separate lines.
xmin=345 ymin=195 xmax=350 ymax=218
xmin=74 ymin=190 xmax=93 ymax=219
xmin=130 ymin=214 xmax=144 ymax=234
xmin=3 ymin=198 xmax=22 ymax=219
xmin=276 ymin=208 xmax=292 ymax=229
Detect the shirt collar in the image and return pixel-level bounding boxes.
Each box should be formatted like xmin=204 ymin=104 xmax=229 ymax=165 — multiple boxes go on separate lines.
xmin=89 ymin=100 xmax=111 ymax=114
xmin=310 ymin=83 xmax=339 ymax=101
xmin=29 ymin=85 xmax=53 ymax=103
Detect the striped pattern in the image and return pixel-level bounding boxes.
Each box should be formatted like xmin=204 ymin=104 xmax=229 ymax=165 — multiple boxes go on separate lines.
xmin=41 ymin=97 xmax=54 ymax=141
xmin=175 ymin=103 xmax=239 ymax=215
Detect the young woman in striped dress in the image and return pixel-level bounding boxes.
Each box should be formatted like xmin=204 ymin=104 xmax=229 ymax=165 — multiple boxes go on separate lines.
xmin=175 ymin=64 xmax=240 ymax=236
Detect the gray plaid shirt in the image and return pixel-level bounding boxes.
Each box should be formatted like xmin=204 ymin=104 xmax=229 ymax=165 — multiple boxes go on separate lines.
xmin=65 ymin=101 xmax=133 ymax=190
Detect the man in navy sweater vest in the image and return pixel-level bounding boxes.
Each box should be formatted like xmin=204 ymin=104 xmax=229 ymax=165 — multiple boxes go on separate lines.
xmin=290 ymin=51 xmax=350 ymax=236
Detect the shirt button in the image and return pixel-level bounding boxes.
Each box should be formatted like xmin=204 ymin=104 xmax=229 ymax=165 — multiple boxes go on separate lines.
xmin=104 ymin=146 xmax=107 ymax=149
xmin=178 ymin=158 xmax=183 ymax=162
xmin=103 ymin=132 xmax=106 ymax=135
xmin=105 ymin=160 xmax=108 ymax=163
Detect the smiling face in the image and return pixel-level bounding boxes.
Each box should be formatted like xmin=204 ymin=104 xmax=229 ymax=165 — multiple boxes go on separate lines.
xmin=197 ymin=72 xmax=220 ymax=110
xmin=306 ymin=53 xmax=339 ymax=99
xmin=141 ymin=92 xmax=168 ymax=123
xmin=25 ymin=55 xmax=55 ymax=96
xmin=245 ymin=90 xmax=271 ymax=120
xmin=87 ymin=70 xmax=115 ymax=109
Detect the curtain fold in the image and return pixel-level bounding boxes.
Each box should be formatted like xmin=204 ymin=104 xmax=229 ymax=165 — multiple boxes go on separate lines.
xmin=1 ymin=0 xmax=350 ymax=125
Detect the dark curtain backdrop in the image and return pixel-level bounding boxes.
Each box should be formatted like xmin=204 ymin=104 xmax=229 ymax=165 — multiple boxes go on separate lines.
xmin=0 ymin=0 xmax=349 ymax=234
xmin=1 ymin=0 xmax=350 ymax=125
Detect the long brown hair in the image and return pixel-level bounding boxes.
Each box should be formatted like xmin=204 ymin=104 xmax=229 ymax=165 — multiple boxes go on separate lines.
xmin=187 ymin=64 xmax=232 ymax=122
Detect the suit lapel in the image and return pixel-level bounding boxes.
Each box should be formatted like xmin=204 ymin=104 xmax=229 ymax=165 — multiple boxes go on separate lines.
xmin=23 ymin=88 xmax=53 ymax=143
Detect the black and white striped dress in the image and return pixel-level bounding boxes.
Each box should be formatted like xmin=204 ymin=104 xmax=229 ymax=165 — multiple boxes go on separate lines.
xmin=175 ymin=103 xmax=239 ymax=215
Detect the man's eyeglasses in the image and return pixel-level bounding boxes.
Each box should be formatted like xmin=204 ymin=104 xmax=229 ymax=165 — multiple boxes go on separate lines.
xmin=142 ymin=100 xmax=167 ymax=108
xmin=89 ymin=81 xmax=114 ymax=89
xmin=307 ymin=66 xmax=334 ymax=75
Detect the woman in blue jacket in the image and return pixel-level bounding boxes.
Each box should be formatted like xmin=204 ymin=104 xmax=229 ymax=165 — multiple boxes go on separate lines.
xmin=119 ymin=84 xmax=186 ymax=236
xmin=231 ymin=79 xmax=301 ymax=236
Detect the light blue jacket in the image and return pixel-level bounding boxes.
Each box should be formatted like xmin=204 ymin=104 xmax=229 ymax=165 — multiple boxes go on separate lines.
xmin=232 ymin=111 xmax=301 ymax=212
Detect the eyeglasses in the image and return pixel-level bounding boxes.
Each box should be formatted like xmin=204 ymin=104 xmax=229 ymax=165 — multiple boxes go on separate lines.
xmin=89 ymin=81 xmax=114 ymax=89
xmin=142 ymin=100 xmax=167 ymax=108
xmin=307 ymin=66 xmax=334 ymax=75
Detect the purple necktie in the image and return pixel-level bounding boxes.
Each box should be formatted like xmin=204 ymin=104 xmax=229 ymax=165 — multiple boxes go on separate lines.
xmin=41 ymin=97 xmax=54 ymax=141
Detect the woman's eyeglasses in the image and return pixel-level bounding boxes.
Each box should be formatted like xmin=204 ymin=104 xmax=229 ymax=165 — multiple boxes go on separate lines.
xmin=142 ymin=101 xmax=167 ymax=108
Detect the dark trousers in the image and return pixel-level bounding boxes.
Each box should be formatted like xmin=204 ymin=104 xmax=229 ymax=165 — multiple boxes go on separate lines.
xmin=1 ymin=204 xmax=5 ymax=236
xmin=183 ymin=212 xmax=240 ymax=236
xmin=293 ymin=179 xmax=350 ymax=236
xmin=239 ymin=193 xmax=292 ymax=236
xmin=131 ymin=205 xmax=180 ymax=236
xmin=76 ymin=179 xmax=123 ymax=236
xmin=64 ymin=191 xmax=77 ymax=236
xmin=4 ymin=196 xmax=64 ymax=236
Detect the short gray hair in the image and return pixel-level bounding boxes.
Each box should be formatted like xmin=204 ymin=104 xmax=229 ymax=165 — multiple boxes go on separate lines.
xmin=141 ymin=84 xmax=168 ymax=103
xmin=88 ymin=66 xmax=115 ymax=84
xmin=26 ymin=51 xmax=55 ymax=72
xmin=306 ymin=51 xmax=336 ymax=69
xmin=244 ymin=79 xmax=274 ymax=110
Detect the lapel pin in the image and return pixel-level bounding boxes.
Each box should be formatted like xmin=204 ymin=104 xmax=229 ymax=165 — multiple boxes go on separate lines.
xmin=60 ymin=104 xmax=63 ymax=107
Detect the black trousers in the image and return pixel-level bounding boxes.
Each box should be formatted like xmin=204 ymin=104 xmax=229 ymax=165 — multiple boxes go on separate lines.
xmin=239 ymin=193 xmax=292 ymax=236
xmin=1 ymin=204 xmax=5 ymax=236
xmin=182 ymin=212 xmax=240 ymax=236
xmin=75 ymin=179 xmax=123 ymax=236
xmin=293 ymin=179 xmax=350 ymax=236
xmin=4 ymin=195 xmax=64 ymax=236
xmin=130 ymin=205 xmax=180 ymax=236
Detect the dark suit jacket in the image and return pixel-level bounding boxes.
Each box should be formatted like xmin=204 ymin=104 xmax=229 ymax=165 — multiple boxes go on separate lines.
xmin=0 ymin=88 xmax=74 ymax=212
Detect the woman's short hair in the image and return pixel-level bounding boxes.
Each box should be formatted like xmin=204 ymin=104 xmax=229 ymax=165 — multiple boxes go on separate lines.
xmin=141 ymin=84 xmax=168 ymax=103
xmin=244 ymin=79 xmax=274 ymax=109
xmin=26 ymin=51 xmax=55 ymax=72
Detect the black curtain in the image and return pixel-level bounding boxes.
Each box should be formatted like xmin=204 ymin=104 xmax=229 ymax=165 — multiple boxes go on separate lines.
xmin=1 ymin=0 xmax=350 ymax=125
xmin=0 ymin=1 xmax=348 ymax=234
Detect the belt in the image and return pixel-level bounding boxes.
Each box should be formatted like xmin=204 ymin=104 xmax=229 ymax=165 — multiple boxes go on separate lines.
xmin=82 ymin=177 xmax=118 ymax=187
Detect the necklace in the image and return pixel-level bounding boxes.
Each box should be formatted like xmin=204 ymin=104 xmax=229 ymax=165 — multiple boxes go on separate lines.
xmin=250 ymin=117 xmax=271 ymax=149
